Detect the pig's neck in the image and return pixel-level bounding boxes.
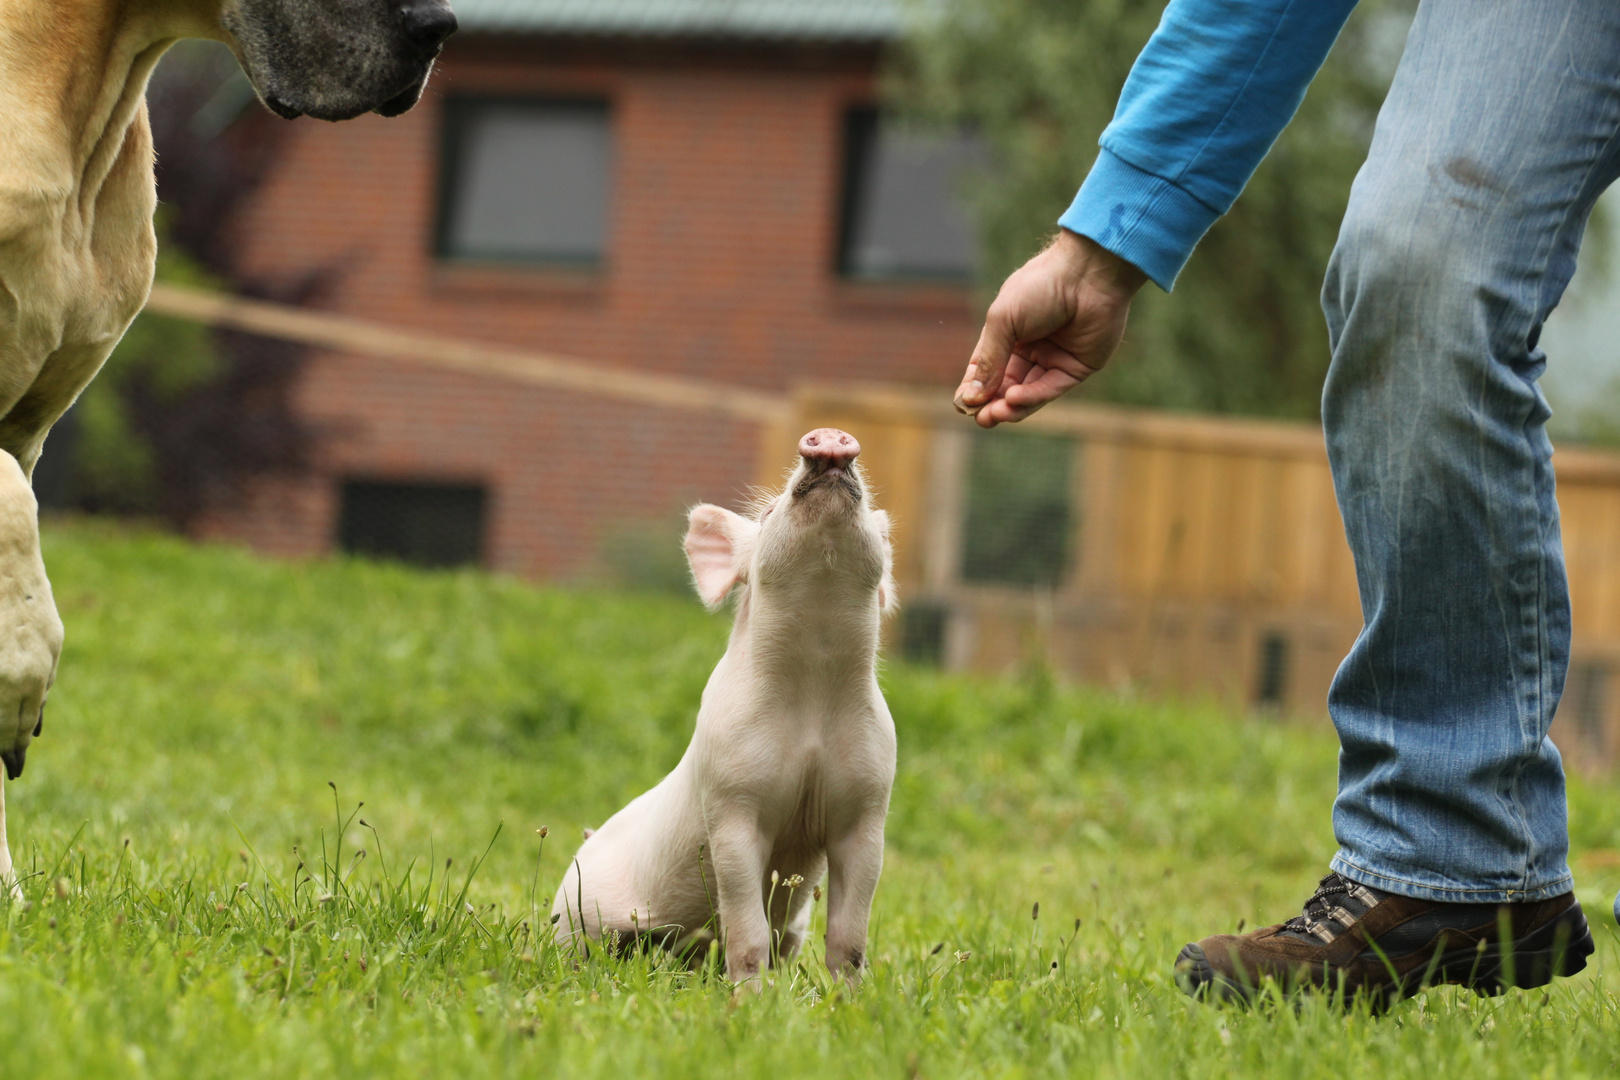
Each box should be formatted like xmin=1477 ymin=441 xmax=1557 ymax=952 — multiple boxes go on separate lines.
xmin=729 ymin=586 xmax=881 ymax=697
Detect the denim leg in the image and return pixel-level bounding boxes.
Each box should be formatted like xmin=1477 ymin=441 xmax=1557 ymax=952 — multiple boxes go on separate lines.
xmin=1321 ymin=0 xmax=1620 ymax=903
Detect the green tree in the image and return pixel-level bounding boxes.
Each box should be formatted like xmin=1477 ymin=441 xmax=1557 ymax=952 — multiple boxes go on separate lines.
xmin=896 ymin=0 xmax=1411 ymax=419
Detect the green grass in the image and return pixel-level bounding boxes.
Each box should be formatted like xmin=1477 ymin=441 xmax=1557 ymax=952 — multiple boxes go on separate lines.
xmin=3 ymin=519 xmax=1620 ymax=1078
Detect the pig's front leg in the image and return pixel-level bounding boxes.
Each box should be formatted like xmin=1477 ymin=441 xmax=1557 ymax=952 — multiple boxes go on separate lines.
xmin=824 ymin=816 xmax=886 ymax=986
xmin=705 ymin=816 xmax=773 ymax=987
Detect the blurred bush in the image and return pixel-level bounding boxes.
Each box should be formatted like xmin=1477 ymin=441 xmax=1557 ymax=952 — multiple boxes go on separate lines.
xmin=595 ymin=515 xmax=698 ymax=596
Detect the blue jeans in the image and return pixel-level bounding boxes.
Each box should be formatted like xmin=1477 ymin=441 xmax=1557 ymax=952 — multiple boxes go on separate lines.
xmin=1321 ymin=0 xmax=1620 ymax=905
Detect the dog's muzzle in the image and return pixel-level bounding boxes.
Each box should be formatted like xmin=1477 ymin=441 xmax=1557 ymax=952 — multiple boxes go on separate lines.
xmin=400 ymin=2 xmax=458 ymax=56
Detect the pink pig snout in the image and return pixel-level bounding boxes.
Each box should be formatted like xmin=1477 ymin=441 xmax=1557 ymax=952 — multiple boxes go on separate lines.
xmin=799 ymin=428 xmax=860 ymax=471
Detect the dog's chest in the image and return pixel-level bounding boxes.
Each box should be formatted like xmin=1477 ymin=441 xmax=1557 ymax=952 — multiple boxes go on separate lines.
xmin=0 ymin=183 xmax=155 ymax=352
xmin=0 ymin=112 xmax=157 ymax=449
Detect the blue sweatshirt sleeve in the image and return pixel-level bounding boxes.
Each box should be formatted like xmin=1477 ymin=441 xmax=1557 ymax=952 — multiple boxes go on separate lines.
xmin=1058 ymin=0 xmax=1361 ymax=291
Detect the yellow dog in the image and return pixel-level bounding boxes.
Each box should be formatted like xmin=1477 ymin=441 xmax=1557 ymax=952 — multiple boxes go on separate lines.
xmin=0 ymin=0 xmax=456 ymax=895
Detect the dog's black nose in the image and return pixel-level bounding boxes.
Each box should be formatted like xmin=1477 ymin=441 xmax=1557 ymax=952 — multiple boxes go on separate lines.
xmin=400 ymin=2 xmax=458 ymax=55
xmin=1 ymin=745 xmax=24 ymax=780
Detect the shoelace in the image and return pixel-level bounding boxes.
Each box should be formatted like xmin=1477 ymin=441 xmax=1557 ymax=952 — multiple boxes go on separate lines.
xmin=1282 ymin=874 xmax=1355 ymax=937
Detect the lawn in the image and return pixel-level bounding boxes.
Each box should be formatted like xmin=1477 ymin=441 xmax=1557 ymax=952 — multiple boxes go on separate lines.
xmin=2 ymin=520 xmax=1619 ymax=1078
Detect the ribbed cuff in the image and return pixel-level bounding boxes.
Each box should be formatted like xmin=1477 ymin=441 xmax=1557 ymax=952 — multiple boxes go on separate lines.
xmin=1057 ymin=149 xmax=1221 ymax=292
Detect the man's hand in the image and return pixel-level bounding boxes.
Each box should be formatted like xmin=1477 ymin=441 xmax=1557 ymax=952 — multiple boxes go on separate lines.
xmin=954 ymin=229 xmax=1148 ymax=428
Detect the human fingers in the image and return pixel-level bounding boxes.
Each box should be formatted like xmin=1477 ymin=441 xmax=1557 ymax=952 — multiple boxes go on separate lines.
xmin=955 ymin=311 xmax=1018 ymax=415
xmin=973 ymin=342 xmax=1095 ymax=425
xmin=1004 ymin=340 xmax=1099 ymax=397
xmin=961 ymin=352 xmax=1033 ymax=427
xmin=1001 ymin=351 xmax=1036 ymax=390
xmin=975 ymin=365 xmax=1083 ymax=426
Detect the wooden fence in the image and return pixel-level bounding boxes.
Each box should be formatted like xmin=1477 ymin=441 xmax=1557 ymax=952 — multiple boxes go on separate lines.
xmin=772 ymin=383 xmax=1620 ymax=772
xmin=147 ymin=285 xmax=1620 ymax=769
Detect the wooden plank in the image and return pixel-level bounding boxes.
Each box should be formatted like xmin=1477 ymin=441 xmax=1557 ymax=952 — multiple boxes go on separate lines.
xmin=1071 ymin=436 xmax=1112 ymax=595
xmin=1562 ymin=486 xmax=1595 ymax=639
xmin=921 ymin=427 xmax=970 ymax=594
xmin=797 ymin=381 xmax=1620 ymax=481
xmin=1251 ymin=456 xmax=1287 ymax=606
xmin=1557 ymin=447 xmax=1620 ymax=484
xmin=146 ymin=283 xmax=793 ymax=425
xmin=1224 ymin=454 xmax=1264 ymax=603
xmin=795 ymin=381 xmax=1332 ymax=458
xmin=1565 ymin=483 xmax=1620 ymax=640
xmin=1180 ymin=449 xmax=1218 ymax=601
xmin=881 ymin=421 xmax=932 ymax=590
xmin=144 ymin=287 xmax=1620 ymax=482
xmin=1596 ymin=490 xmax=1620 ymax=639
xmin=1305 ymin=457 xmax=1360 ymax=618
xmin=1270 ymin=457 xmax=1308 ymax=609
xmin=1131 ymin=445 xmax=1180 ymax=597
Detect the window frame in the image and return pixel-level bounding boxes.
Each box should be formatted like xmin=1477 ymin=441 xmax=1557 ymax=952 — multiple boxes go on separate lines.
xmin=433 ymin=94 xmax=616 ymax=270
xmin=834 ymin=104 xmax=983 ymax=285
xmin=833 ymin=105 xmax=881 ymax=280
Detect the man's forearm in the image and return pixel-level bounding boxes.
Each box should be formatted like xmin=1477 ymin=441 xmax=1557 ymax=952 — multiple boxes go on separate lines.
xmin=1060 ymin=0 xmax=1361 ymax=291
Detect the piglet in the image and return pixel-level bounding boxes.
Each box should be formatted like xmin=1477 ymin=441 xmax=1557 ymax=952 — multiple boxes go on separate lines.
xmin=552 ymin=428 xmax=897 ymax=987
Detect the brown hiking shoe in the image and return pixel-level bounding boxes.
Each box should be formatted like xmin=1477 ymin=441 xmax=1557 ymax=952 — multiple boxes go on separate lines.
xmin=1174 ymin=872 xmax=1594 ymax=1008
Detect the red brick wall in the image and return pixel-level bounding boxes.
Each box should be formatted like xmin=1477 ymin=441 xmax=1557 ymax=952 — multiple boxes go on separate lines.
xmin=206 ymin=35 xmax=979 ymax=578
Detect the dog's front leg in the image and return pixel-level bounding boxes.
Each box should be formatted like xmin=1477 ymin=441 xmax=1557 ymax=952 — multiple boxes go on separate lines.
xmin=824 ymin=815 xmax=886 ymax=986
xmin=705 ymin=814 xmax=772 ymax=988
xmin=0 ymin=451 xmax=64 ymax=900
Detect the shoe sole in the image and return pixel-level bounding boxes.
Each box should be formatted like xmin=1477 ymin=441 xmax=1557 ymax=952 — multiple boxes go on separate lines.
xmin=1174 ymin=901 xmax=1595 ymax=1009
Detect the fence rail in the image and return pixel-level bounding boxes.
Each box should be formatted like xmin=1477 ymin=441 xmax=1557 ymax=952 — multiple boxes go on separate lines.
xmin=144 ymin=283 xmax=793 ymax=424
xmin=144 ymin=283 xmax=1620 ymax=484
xmin=138 ymin=284 xmax=1620 ymax=768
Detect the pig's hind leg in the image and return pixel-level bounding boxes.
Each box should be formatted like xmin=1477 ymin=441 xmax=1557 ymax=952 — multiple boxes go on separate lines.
xmin=550 ymin=857 xmax=593 ymax=951
xmin=550 ymin=854 xmax=632 ymax=954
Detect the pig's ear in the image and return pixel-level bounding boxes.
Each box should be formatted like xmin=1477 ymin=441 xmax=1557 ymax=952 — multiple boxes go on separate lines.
xmin=684 ymin=504 xmax=758 ymax=609
xmin=872 ymin=510 xmax=898 ymax=615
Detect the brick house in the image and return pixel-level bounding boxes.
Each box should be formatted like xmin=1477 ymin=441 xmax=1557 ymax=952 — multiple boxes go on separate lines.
xmin=202 ymin=0 xmax=984 ymax=580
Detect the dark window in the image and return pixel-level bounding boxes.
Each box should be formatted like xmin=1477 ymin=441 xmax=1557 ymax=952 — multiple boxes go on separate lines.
xmin=960 ymin=433 xmax=1074 ymax=587
xmin=337 ymin=480 xmax=487 ymax=568
xmin=436 ymin=98 xmax=612 ymax=265
xmin=837 ymin=107 xmax=985 ymax=282
xmin=1255 ymin=632 xmax=1290 ymax=709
